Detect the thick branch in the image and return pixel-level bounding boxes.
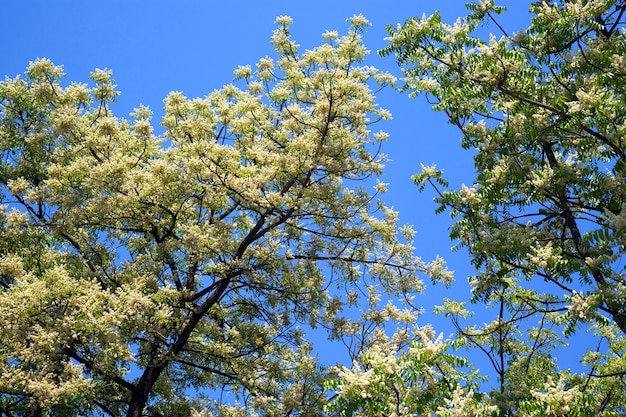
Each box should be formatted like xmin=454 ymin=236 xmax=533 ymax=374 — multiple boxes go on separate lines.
xmin=542 ymin=142 xmax=626 ymax=334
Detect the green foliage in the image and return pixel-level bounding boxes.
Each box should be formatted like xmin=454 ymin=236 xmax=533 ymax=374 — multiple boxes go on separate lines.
xmin=332 ymin=0 xmax=626 ymax=415
xmin=324 ymin=326 xmax=488 ymax=417
xmin=4 ymin=2 xmax=626 ymax=416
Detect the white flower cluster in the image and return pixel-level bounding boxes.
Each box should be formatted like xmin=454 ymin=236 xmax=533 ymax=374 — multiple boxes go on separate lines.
xmin=604 ymin=207 xmax=626 ymax=233
xmin=528 ymin=241 xmax=557 ymax=270
xmin=530 ymin=376 xmax=582 ymax=416
xmin=566 ymin=290 xmax=598 ymax=321
xmin=435 ymin=385 xmax=498 ymax=417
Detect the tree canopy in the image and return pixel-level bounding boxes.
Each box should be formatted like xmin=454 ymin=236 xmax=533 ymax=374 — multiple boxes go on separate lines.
xmin=0 ymin=16 xmax=444 ymax=417
xmin=328 ymin=0 xmax=626 ymax=415
xmin=2 ymin=1 xmax=626 ymax=416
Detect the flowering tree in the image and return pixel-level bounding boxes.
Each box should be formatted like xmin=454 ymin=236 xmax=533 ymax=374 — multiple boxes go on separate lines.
xmin=328 ymin=1 xmax=626 ymax=416
xmin=0 ymin=16 xmax=442 ymax=417
xmin=324 ymin=326 xmax=490 ymax=417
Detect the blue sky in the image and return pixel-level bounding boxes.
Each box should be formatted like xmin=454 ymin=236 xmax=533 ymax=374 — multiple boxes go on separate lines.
xmin=1 ymin=1 xmax=542 ymax=375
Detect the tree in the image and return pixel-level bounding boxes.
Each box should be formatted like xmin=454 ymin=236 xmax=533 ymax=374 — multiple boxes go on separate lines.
xmin=0 ymin=16 xmax=443 ymax=417
xmin=324 ymin=325 xmax=490 ymax=417
xmin=340 ymin=0 xmax=626 ymax=415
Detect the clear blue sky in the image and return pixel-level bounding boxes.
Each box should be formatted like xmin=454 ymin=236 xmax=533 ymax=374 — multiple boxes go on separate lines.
xmin=1 ymin=1 xmax=542 ymax=373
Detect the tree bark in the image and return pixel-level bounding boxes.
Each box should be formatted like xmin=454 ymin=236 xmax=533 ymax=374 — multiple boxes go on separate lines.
xmin=126 ymin=364 xmax=166 ymax=417
xmin=125 ymin=277 xmax=231 ymax=417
